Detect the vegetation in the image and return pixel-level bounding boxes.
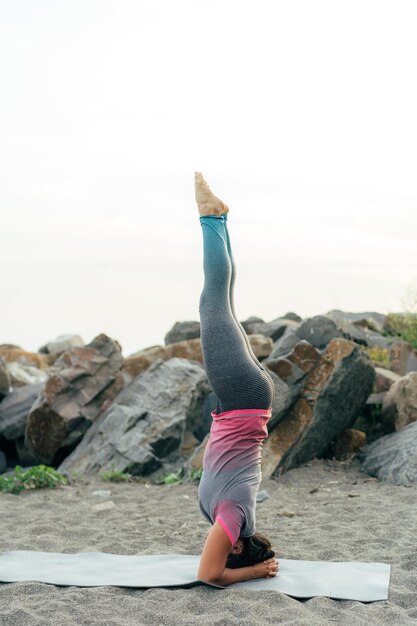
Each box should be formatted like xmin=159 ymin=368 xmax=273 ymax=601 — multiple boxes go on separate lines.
xmin=190 ymin=467 xmax=203 ymax=482
xmin=362 ymin=345 xmax=390 ymax=368
xmin=163 ymin=467 xmax=184 ymax=484
xmin=383 ymin=312 xmax=417 ymax=350
xmin=162 ymin=466 xmax=203 ymax=484
xmin=101 ymin=470 xmax=131 ymax=482
xmin=0 ymin=464 xmax=68 ymax=495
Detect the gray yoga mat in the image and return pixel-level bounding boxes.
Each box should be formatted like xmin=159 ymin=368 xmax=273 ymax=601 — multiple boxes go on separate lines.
xmin=0 ymin=551 xmax=390 ymax=602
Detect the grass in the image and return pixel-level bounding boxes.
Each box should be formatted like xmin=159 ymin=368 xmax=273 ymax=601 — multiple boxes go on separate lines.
xmin=0 ymin=464 xmax=68 ymax=495
xmin=383 ymin=312 xmax=417 ymax=350
xmin=362 ymin=345 xmax=390 ymax=368
xmin=100 ymin=470 xmax=131 ymax=482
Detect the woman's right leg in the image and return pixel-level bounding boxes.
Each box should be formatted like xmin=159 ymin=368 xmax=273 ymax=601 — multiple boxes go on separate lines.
xmin=199 ymin=213 xmax=274 ymax=412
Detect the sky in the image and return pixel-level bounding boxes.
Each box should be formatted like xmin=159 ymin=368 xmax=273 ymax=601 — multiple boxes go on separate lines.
xmin=1 ymin=0 xmax=416 ymax=356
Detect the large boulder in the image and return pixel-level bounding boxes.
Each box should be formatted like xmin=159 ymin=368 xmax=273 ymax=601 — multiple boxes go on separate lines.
xmin=381 ymin=372 xmax=417 ymax=431
xmin=0 ymin=383 xmax=44 ymax=441
xmin=262 ymin=338 xmax=375 ymax=478
xmin=25 ymin=334 xmax=124 ymax=464
xmin=58 ymin=357 xmax=211 ymax=477
xmin=164 ymin=321 xmax=200 ymax=345
xmin=264 ymin=341 xmax=322 ymax=430
xmin=359 ymin=420 xmax=417 ymax=486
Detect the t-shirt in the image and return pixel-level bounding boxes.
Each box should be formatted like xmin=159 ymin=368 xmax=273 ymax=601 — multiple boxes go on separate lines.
xmin=198 ymin=407 xmax=271 ymax=545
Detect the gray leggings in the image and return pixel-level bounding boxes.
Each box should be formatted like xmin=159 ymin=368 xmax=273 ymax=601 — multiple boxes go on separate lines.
xmin=199 ymin=214 xmax=275 ymax=413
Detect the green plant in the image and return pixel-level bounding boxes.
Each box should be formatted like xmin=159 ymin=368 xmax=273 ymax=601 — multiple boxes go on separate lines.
xmin=362 ymin=345 xmax=390 ymax=368
xmin=190 ymin=467 xmax=203 ymax=482
xmin=101 ymin=470 xmax=131 ymax=482
xmin=163 ymin=467 xmax=184 ymax=485
xmin=0 ymin=465 xmax=68 ymax=495
xmin=383 ymin=313 xmax=417 ymax=350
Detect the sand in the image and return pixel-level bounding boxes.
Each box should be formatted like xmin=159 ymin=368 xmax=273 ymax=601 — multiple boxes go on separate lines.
xmin=0 ymin=457 xmax=416 ymax=626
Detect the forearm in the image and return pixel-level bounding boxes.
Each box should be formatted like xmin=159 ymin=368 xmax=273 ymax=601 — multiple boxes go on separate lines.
xmin=213 ymin=566 xmax=256 ymax=586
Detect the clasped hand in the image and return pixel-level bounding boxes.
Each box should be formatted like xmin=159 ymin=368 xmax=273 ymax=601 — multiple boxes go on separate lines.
xmin=252 ymin=556 xmax=279 ymax=579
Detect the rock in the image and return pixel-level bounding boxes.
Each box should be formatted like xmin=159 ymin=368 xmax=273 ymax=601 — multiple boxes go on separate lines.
xmin=194 ymin=391 xmax=217 ymax=442
xmin=124 ymin=335 xmax=271 ymax=380
xmin=408 ymin=349 xmax=417 ymax=373
xmin=6 ymin=361 xmax=48 ymax=388
xmin=0 ymin=383 xmax=44 ymax=440
xmin=264 ymin=341 xmax=322 ymax=430
xmin=15 ymin=437 xmax=39 ymax=466
xmin=58 ymin=358 xmax=211 ymax=477
xmin=0 ymin=346 xmax=48 ymax=370
xmin=381 ymin=372 xmax=417 ymax=431
xmin=295 ymin=315 xmax=344 ymax=350
xmin=91 ymin=500 xmax=116 ymax=512
xmin=325 ymin=310 xmax=386 ymax=331
xmin=0 ymin=356 xmax=11 ymax=398
xmin=124 ymin=340 xmax=203 ymax=380
xmin=340 ymin=323 xmax=392 ymax=349
xmin=262 ymin=338 xmax=375 ymax=478
xmin=366 ymin=392 xmax=386 ymax=405
xmin=180 ymin=430 xmax=200 ymax=458
xmin=359 ymin=420 xmax=417 ymax=486
xmin=374 ymin=367 xmax=401 ymax=392
xmin=240 ymin=316 xmax=265 ymax=333
xmin=124 ymin=345 xmax=173 ymax=379
xmin=269 ymin=315 xmax=343 ymax=359
xmin=256 ymin=490 xmax=269 ymax=503
xmin=41 ymin=334 xmax=85 ymax=354
xmin=164 ymin=321 xmax=200 ymax=345
xmin=322 ymin=312 xmax=392 ymax=349
xmin=245 ymin=317 xmax=299 ymax=342
xmin=281 ymin=312 xmax=303 ymax=322
xmin=25 ymin=334 xmax=124 ymax=464
xmin=0 ymin=450 xmax=6 ymax=474
xmin=330 ymin=428 xmax=366 ymax=460
xmin=247 ymin=335 xmax=273 ymax=359
xmin=184 ymin=432 xmax=210 ymax=477
xmin=269 ymin=328 xmax=302 ymax=359
xmin=389 ymin=341 xmax=416 ymax=375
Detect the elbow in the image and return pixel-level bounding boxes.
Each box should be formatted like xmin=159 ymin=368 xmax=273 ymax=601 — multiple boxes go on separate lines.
xmin=197 ymin=567 xmax=224 ymax=586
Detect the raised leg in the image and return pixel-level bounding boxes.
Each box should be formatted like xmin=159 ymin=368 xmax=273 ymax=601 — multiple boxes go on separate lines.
xmin=198 ymin=213 xmax=274 ymax=412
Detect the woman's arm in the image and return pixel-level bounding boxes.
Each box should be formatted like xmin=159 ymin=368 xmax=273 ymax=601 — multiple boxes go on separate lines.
xmin=197 ymin=522 xmax=279 ymax=586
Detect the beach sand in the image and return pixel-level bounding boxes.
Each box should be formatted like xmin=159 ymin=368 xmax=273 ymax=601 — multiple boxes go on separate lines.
xmin=0 ymin=457 xmax=416 ymax=626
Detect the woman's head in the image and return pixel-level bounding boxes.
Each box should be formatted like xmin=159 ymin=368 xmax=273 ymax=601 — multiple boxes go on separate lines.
xmin=226 ymin=531 xmax=275 ymax=569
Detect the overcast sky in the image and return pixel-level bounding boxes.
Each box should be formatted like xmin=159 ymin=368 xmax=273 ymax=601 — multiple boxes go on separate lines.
xmin=1 ymin=0 xmax=416 ymax=356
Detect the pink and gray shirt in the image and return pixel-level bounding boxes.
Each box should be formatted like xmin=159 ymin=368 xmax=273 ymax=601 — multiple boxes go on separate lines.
xmin=198 ymin=407 xmax=271 ymax=545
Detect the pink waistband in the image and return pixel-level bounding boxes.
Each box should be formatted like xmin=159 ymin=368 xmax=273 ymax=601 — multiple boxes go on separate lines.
xmin=211 ymin=407 xmax=272 ymax=420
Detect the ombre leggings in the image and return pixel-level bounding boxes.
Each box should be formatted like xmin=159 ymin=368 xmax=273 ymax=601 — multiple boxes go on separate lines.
xmin=199 ymin=214 xmax=275 ymax=413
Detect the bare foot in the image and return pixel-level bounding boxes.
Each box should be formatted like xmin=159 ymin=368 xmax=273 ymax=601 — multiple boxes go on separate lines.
xmin=195 ymin=172 xmax=229 ymax=216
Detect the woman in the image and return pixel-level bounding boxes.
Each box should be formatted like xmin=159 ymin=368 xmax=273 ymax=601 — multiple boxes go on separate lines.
xmin=195 ymin=172 xmax=279 ymax=586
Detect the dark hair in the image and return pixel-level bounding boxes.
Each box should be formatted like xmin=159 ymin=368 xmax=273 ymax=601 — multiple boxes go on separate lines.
xmin=225 ymin=531 xmax=276 ymax=569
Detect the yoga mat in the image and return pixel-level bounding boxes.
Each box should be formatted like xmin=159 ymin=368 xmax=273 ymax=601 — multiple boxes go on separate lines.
xmin=0 ymin=551 xmax=390 ymax=602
